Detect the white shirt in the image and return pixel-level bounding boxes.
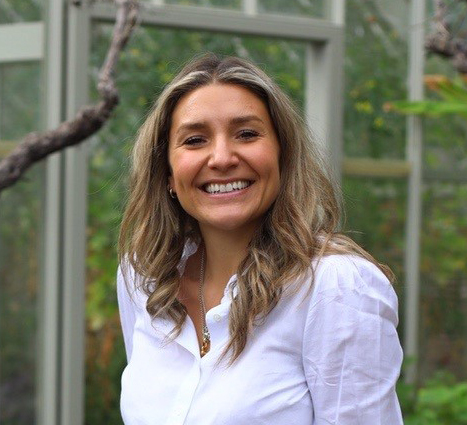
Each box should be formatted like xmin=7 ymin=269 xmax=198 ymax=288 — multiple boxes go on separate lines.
xmin=117 ymin=242 xmax=403 ymax=424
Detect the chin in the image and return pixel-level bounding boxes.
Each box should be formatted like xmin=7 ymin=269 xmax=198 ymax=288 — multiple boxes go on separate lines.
xmin=200 ymin=215 xmax=261 ymax=234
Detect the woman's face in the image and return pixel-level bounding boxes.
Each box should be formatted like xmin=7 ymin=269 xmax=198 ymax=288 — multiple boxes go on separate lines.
xmin=168 ymin=83 xmax=280 ymax=236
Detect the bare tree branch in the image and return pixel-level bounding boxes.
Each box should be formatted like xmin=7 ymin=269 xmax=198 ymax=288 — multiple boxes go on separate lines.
xmin=0 ymin=0 xmax=139 ymax=193
xmin=425 ymin=0 xmax=467 ymax=73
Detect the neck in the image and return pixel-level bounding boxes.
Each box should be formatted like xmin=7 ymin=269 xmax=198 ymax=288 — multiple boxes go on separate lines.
xmin=199 ymin=224 xmax=257 ymax=289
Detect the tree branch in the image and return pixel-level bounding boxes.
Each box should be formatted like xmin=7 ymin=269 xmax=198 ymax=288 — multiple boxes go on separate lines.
xmin=425 ymin=0 xmax=467 ymax=73
xmin=0 ymin=0 xmax=139 ymax=193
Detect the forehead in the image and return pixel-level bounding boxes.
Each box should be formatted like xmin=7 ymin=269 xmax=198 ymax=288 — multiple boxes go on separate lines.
xmin=170 ymin=83 xmax=270 ymax=125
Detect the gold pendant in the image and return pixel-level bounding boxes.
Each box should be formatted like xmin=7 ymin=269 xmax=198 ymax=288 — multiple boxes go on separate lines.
xmin=200 ymin=326 xmax=211 ymax=357
xmin=201 ymin=337 xmax=210 ymax=357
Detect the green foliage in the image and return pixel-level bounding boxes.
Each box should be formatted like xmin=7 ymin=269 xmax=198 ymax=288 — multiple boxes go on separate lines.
xmin=0 ymin=0 xmax=41 ymax=24
xmin=341 ymin=1 xmax=409 ymax=327
xmin=344 ymin=0 xmax=408 ymax=159
xmin=389 ymin=76 xmax=467 ymax=117
xmin=0 ymin=63 xmax=43 ymax=139
xmin=85 ymin=317 xmax=127 ymax=425
xmin=342 ymin=177 xmax=406 ymax=278
xmin=387 ymin=67 xmax=467 ymax=377
xmin=346 ymin=0 xmax=467 ymax=383
xmin=2 ymin=1 xmax=466 ymax=424
xmin=0 ymin=62 xmax=43 ymax=424
xmin=390 ymin=99 xmax=467 ymax=116
xmin=399 ymin=372 xmax=467 ymax=425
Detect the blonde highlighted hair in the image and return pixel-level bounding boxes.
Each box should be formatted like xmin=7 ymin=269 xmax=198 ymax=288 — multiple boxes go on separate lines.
xmin=119 ymin=53 xmax=393 ymax=364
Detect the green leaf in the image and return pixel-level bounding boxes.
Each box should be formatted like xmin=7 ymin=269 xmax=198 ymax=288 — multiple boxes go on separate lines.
xmin=428 ymin=78 xmax=467 ymax=102
xmin=389 ymin=100 xmax=467 ymax=116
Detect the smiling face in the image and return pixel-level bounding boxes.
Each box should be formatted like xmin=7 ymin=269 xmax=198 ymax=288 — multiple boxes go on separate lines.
xmin=168 ymin=83 xmax=280 ymax=237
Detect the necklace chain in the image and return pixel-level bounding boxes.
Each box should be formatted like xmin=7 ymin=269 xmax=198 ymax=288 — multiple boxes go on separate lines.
xmin=198 ymin=248 xmax=210 ymax=357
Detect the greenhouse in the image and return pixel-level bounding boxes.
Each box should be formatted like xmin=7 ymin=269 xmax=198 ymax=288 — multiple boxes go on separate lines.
xmin=1 ymin=0 xmax=466 ymax=423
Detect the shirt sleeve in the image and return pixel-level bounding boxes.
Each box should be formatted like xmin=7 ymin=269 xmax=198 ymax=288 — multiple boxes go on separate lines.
xmin=116 ymin=264 xmax=137 ymax=363
xmin=302 ymin=255 xmax=403 ymax=424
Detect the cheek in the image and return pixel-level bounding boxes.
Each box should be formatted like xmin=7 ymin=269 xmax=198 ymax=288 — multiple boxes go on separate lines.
xmin=169 ymin=155 xmax=199 ymax=188
xmin=265 ymin=147 xmax=281 ymax=197
xmin=253 ymin=145 xmax=280 ymax=179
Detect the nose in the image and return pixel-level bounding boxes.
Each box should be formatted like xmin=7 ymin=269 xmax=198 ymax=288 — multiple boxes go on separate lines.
xmin=207 ymin=137 xmax=239 ymax=171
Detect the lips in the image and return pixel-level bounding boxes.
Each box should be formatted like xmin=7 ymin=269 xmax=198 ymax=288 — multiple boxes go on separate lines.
xmin=202 ymin=180 xmax=252 ymax=194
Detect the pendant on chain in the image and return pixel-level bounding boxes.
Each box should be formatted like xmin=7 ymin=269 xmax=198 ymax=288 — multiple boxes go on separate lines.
xmin=201 ymin=325 xmax=211 ymax=357
xmin=199 ymin=248 xmax=211 ymax=357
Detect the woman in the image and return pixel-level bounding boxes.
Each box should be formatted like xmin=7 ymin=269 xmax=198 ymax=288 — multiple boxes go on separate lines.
xmin=117 ymin=53 xmax=403 ymax=424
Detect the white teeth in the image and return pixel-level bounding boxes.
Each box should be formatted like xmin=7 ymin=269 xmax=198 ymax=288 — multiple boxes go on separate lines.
xmin=204 ymin=180 xmax=251 ymax=194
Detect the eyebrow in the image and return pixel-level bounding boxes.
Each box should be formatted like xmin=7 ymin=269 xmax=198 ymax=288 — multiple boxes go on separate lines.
xmin=230 ymin=115 xmax=265 ymax=125
xmin=175 ymin=115 xmax=265 ymax=135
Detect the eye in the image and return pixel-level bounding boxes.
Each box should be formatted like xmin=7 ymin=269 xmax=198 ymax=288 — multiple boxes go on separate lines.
xmin=237 ymin=129 xmax=260 ymax=140
xmin=183 ymin=136 xmax=206 ymax=146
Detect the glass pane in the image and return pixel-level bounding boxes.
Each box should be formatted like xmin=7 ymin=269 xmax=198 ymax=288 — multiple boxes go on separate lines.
xmin=423 ymin=55 xmax=467 ymax=176
xmin=258 ymin=0 xmax=324 ymax=18
xmin=86 ymin=24 xmax=305 ymax=422
xmin=419 ymin=183 xmax=467 ymax=381
xmin=0 ymin=63 xmax=42 ymax=140
xmin=418 ymin=2 xmax=467 ymax=384
xmin=342 ymin=177 xmax=407 ymax=335
xmin=424 ymin=113 xmax=467 ymax=176
xmin=165 ymin=0 xmax=241 ymax=9
xmin=0 ymin=0 xmax=42 ymax=24
xmin=344 ymin=0 xmax=408 ymax=159
xmin=0 ymin=62 xmax=43 ymax=424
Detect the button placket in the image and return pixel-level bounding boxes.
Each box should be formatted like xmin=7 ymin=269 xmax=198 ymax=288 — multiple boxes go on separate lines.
xmin=204 ymin=304 xmax=229 ymax=356
xmin=165 ymin=362 xmax=201 ymax=425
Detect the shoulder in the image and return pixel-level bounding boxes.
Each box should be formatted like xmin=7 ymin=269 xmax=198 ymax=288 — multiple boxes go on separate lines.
xmin=117 ymin=259 xmax=148 ymax=311
xmin=312 ymin=253 xmax=393 ymax=293
xmin=307 ymin=254 xmax=398 ymax=322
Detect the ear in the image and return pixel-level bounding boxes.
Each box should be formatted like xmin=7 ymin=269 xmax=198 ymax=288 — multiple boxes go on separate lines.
xmin=168 ymin=175 xmax=174 ymax=191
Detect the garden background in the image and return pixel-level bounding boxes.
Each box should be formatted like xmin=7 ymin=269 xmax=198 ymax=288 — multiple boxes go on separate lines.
xmin=1 ymin=0 xmax=466 ymax=424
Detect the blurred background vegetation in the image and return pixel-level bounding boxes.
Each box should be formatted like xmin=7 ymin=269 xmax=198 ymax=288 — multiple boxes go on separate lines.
xmin=1 ymin=0 xmax=467 ymax=423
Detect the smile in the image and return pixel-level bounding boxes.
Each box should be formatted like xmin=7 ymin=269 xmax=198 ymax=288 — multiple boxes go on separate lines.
xmin=203 ymin=180 xmax=252 ymax=194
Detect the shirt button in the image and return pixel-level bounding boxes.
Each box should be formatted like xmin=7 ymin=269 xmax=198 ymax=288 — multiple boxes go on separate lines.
xmin=213 ymin=314 xmax=222 ymax=322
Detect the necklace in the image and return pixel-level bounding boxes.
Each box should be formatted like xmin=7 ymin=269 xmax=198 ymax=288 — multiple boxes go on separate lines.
xmin=198 ymin=248 xmax=211 ymax=357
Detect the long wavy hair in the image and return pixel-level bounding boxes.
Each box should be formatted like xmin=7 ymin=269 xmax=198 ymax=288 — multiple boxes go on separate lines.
xmin=119 ymin=53 xmax=393 ymax=364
